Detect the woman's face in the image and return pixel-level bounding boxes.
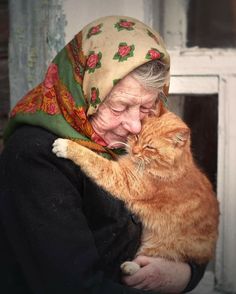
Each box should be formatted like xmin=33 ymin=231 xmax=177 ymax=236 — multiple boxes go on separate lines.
xmin=90 ymin=74 xmax=158 ymax=148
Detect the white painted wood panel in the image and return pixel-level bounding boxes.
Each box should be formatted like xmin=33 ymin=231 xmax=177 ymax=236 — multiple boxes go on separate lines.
xmin=170 ymin=51 xmax=236 ymax=293
xmin=215 ymin=76 xmax=236 ymax=293
xmin=169 ymin=76 xmax=218 ymax=94
xmin=170 ymin=49 xmax=236 ymax=75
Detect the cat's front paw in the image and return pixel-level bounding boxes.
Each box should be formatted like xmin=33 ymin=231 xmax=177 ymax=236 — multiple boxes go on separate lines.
xmin=52 ymin=138 xmax=69 ymax=158
xmin=120 ymin=261 xmax=140 ymax=275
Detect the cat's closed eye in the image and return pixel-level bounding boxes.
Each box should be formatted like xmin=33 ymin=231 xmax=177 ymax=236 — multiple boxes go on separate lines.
xmin=143 ymin=144 xmax=156 ymax=150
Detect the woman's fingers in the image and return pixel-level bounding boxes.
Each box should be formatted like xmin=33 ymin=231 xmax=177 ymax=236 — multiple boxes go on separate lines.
xmin=121 ymin=256 xmax=161 ymax=288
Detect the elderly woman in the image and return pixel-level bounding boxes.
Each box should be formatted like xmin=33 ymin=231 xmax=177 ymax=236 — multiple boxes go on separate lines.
xmin=0 ymin=16 xmax=206 ymax=293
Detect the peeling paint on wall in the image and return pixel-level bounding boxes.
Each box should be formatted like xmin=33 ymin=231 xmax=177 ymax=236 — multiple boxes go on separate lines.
xmin=9 ymin=0 xmax=67 ymax=107
xmin=45 ymin=0 xmax=67 ymax=60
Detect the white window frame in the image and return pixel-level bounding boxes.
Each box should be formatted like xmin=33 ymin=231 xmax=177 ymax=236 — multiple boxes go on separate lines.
xmin=169 ymin=48 xmax=236 ymax=293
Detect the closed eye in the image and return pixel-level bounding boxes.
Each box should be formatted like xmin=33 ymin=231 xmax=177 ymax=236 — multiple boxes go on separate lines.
xmin=144 ymin=144 xmax=156 ymax=150
xmin=111 ymin=108 xmax=125 ymax=114
xmin=140 ymin=107 xmax=151 ymax=113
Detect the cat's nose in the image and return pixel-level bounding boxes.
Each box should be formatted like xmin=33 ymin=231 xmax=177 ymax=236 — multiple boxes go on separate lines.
xmin=132 ymin=145 xmax=141 ymax=154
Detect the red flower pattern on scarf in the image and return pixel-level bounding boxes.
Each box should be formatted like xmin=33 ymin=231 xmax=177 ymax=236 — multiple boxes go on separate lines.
xmin=118 ymin=45 xmax=131 ymax=57
xmin=87 ymin=54 xmax=99 ymax=69
xmin=91 ymin=25 xmax=101 ymax=34
xmin=113 ymin=43 xmax=135 ymax=62
xmin=87 ymin=23 xmax=103 ymax=38
xmin=86 ymin=51 xmax=102 ymax=73
xmin=119 ymin=21 xmax=134 ymax=28
xmin=91 ymin=88 xmax=97 ymax=102
xmin=145 ymin=48 xmax=163 ymax=60
xmin=43 ymin=64 xmax=59 ymax=89
xmin=114 ymin=19 xmax=135 ymax=31
xmin=148 ymin=49 xmax=161 ymax=59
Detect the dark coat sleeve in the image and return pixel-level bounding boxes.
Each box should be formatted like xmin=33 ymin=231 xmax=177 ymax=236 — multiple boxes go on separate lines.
xmin=183 ymin=262 xmax=207 ymax=292
xmin=0 ymin=126 xmax=150 ymax=294
xmin=0 ymin=126 xmax=206 ymax=294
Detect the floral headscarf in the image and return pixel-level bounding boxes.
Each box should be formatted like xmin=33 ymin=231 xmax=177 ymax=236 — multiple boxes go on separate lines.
xmin=4 ymin=15 xmax=170 ymax=156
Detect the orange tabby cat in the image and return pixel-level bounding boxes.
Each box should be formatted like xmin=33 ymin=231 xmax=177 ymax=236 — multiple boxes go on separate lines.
xmin=52 ymin=110 xmax=219 ymax=274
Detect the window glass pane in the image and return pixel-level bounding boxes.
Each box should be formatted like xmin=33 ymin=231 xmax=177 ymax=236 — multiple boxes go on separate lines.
xmin=187 ymin=0 xmax=236 ymax=48
xmin=168 ymin=95 xmax=218 ymax=191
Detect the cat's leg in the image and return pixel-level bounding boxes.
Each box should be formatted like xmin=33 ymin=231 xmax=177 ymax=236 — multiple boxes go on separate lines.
xmin=52 ymin=138 xmax=70 ymax=158
xmin=52 ymin=139 xmax=109 ymax=181
xmin=52 ymin=138 xmax=135 ymax=202
xmin=120 ymin=261 xmax=140 ymax=275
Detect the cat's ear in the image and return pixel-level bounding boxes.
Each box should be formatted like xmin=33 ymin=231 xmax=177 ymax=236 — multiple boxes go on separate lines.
xmin=168 ymin=128 xmax=190 ymax=147
xmin=149 ymin=100 xmax=168 ymax=117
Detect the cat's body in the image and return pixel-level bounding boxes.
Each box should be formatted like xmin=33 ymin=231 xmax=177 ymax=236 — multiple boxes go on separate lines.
xmin=52 ymin=111 xmax=219 ymax=268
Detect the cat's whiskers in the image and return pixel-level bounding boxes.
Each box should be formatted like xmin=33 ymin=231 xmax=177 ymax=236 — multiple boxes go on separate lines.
xmin=107 ymin=141 xmax=130 ymax=150
xmin=136 ymin=157 xmax=145 ymax=174
xmin=129 ymin=169 xmax=140 ymax=182
xmin=143 ymin=157 xmax=151 ymax=164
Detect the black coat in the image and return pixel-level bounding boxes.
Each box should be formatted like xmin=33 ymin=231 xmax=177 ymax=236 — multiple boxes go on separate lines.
xmin=0 ymin=126 xmax=206 ymax=294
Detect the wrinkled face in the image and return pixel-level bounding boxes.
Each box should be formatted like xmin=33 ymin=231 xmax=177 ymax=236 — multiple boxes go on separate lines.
xmin=89 ymin=74 xmax=158 ymax=148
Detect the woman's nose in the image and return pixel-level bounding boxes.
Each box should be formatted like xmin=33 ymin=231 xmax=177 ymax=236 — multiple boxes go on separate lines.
xmin=123 ymin=117 xmax=141 ymax=134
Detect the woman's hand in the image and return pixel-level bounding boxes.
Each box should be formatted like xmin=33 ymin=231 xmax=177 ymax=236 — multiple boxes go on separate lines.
xmin=121 ymin=255 xmax=191 ymax=293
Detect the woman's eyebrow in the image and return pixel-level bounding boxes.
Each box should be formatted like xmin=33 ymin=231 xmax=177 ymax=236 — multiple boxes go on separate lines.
xmin=109 ymin=94 xmax=140 ymax=105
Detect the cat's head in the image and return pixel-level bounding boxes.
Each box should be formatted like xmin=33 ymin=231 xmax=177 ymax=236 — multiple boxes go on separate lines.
xmin=127 ymin=111 xmax=191 ymax=176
